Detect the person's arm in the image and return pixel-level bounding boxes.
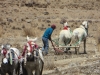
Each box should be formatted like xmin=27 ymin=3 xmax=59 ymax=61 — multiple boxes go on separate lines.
xmin=48 ymin=29 xmax=53 ymax=41
xmin=48 ymin=35 xmax=51 ymax=41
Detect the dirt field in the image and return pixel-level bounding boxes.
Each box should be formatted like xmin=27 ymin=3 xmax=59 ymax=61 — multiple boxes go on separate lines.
xmin=0 ymin=0 xmax=100 ymax=75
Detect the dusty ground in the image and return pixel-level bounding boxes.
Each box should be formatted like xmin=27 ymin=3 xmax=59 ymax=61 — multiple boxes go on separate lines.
xmin=0 ymin=0 xmax=100 ymax=75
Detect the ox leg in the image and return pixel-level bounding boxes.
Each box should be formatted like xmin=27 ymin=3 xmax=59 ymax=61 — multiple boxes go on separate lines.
xmin=75 ymin=47 xmax=77 ymax=54
xmin=20 ymin=61 xmax=28 ymax=75
xmin=1 ymin=71 xmax=6 ymax=75
xmin=27 ymin=69 xmax=33 ymax=75
xmin=64 ymin=39 xmax=71 ymax=54
xmin=66 ymin=45 xmax=71 ymax=54
xmin=16 ymin=62 xmax=20 ymax=75
xmin=22 ymin=67 xmax=28 ymax=75
xmin=83 ymin=39 xmax=86 ymax=54
xmin=8 ymin=72 xmax=12 ymax=75
xmin=1 ymin=73 xmax=6 ymax=75
xmin=59 ymin=36 xmax=64 ymax=50
xmin=35 ymin=58 xmax=43 ymax=75
xmin=39 ymin=59 xmax=44 ymax=75
xmin=75 ymin=47 xmax=79 ymax=54
xmin=35 ymin=67 xmax=40 ymax=75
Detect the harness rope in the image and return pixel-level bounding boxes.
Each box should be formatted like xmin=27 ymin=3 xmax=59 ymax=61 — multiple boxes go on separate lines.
xmin=28 ymin=41 xmax=33 ymax=52
xmin=53 ymin=36 xmax=84 ymax=46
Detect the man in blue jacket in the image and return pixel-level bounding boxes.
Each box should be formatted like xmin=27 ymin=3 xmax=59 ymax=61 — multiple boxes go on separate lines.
xmin=42 ymin=24 xmax=56 ymax=55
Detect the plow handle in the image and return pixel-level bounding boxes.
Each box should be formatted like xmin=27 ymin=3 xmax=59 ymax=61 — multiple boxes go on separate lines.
xmin=50 ymin=40 xmax=63 ymax=53
xmin=51 ymin=40 xmax=56 ymax=50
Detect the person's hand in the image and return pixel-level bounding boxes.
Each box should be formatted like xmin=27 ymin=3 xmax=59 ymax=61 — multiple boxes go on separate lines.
xmin=49 ymin=38 xmax=51 ymax=41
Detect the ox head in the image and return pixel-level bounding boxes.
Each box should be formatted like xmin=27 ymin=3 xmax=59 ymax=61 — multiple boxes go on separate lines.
xmin=24 ymin=36 xmax=38 ymax=58
xmin=1 ymin=44 xmax=11 ymax=57
xmin=82 ymin=21 xmax=88 ymax=35
xmin=1 ymin=44 xmax=11 ymax=64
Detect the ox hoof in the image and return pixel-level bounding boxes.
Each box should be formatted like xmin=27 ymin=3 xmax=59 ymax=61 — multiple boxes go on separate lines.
xmin=64 ymin=51 xmax=71 ymax=54
xmin=80 ymin=52 xmax=87 ymax=54
xmin=64 ymin=51 xmax=68 ymax=53
xmin=84 ymin=52 xmax=87 ymax=54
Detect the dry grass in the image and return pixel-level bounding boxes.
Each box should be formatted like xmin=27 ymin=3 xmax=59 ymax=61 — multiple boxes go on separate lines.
xmin=23 ymin=27 xmax=36 ymax=37
xmin=96 ymin=29 xmax=100 ymax=44
xmin=23 ymin=27 xmax=43 ymax=37
xmin=0 ymin=26 xmax=3 ymax=37
xmin=96 ymin=29 xmax=100 ymax=53
xmin=97 ymin=37 xmax=100 ymax=52
xmin=44 ymin=57 xmax=56 ymax=70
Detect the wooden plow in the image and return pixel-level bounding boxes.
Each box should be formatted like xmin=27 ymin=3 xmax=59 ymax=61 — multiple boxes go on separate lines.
xmin=50 ymin=39 xmax=80 ymax=54
xmin=50 ymin=45 xmax=80 ymax=54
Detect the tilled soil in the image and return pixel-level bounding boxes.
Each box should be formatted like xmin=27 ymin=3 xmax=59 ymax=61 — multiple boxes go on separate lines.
xmin=42 ymin=37 xmax=100 ymax=75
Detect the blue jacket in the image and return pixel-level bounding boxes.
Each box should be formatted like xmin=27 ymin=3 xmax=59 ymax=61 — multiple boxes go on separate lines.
xmin=42 ymin=27 xmax=53 ymax=40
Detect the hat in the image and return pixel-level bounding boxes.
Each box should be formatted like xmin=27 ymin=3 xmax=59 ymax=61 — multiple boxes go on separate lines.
xmin=51 ymin=24 xmax=56 ymax=29
xmin=64 ymin=22 xmax=69 ymax=27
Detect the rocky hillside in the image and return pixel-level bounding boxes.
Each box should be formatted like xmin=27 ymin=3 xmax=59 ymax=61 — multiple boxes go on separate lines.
xmin=0 ymin=0 xmax=100 ymax=45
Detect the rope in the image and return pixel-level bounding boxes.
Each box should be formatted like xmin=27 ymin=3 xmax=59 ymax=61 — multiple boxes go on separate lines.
xmin=52 ymin=35 xmax=83 ymax=47
xmin=12 ymin=50 xmax=20 ymax=59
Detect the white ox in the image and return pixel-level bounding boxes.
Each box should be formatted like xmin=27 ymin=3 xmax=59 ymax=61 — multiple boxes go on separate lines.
xmin=1 ymin=44 xmax=20 ymax=75
xmin=70 ymin=21 xmax=88 ymax=54
xmin=59 ymin=24 xmax=72 ymax=52
xmin=1 ymin=44 xmax=20 ymax=64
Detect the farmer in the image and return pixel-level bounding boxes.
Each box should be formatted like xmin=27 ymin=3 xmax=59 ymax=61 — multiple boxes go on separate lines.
xmin=42 ymin=24 xmax=56 ymax=55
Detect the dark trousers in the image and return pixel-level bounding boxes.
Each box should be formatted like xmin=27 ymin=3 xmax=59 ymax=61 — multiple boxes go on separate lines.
xmin=42 ymin=37 xmax=49 ymax=54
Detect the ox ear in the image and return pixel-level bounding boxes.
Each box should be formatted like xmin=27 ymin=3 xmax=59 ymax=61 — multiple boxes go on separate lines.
xmin=1 ymin=45 xmax=4 ymax=49
xmin=27 ymin=35 xmax=29 ymax=41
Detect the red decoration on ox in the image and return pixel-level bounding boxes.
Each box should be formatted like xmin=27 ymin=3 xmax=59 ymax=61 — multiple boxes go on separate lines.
xmin=3 ymin=49 xmax=7 ymax=57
